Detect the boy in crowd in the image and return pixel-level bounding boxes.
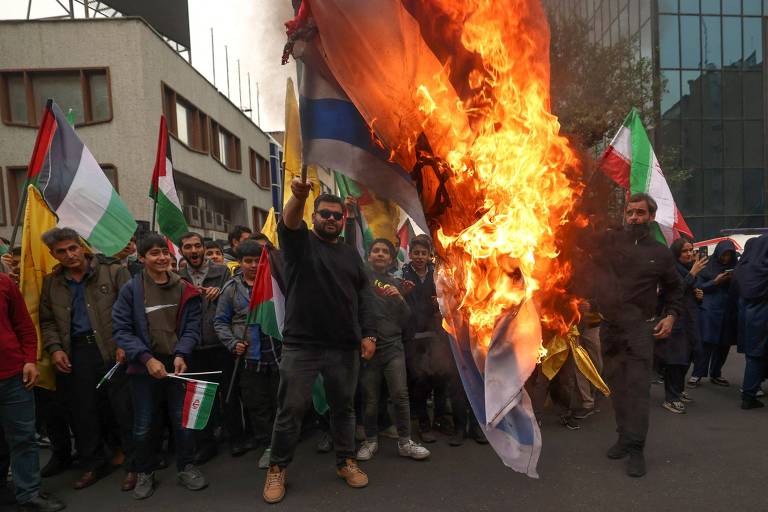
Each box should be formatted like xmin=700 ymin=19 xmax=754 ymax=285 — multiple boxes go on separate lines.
xmin=205 ymin=241 xmax=226 ymax=266
xmin=357 ymin=239 xmax=429 ymax=462
xmin=113 ymin=233 xmax=206 ymax=500
xmin=214 ymin=240 xmax=282 ymax=470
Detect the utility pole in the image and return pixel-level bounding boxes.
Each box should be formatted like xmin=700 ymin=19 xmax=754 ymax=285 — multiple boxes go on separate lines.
xmin=225 ymin=45 xmax=230 ymax=99
xmin=256 ymin=82 xmax=261 ymax=126
xmin=247 ymin=73 xmax=253 ymax=121
xmin=210 ymin=28 xmax=216 ymax=87
xmin=237 ymin=59 xmax=243 ymax=109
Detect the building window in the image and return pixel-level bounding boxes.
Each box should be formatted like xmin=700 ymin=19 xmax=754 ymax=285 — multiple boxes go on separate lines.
xmin=162 ymin=84 xmax=210 ymax=153
xmin=211 ymin=121 xmax=241 ymax=171
xmin=253 ymin=206 xmax=269 ymax=231
xmin=249 ymin=148 xmax=270 ymax=188
xmin=0 ymin=68 xmax=112 ymax=127
xmin=100 ymin=165 xmax=119 ymax=192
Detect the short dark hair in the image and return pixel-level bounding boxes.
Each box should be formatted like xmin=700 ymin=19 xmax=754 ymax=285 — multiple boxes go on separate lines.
xmin=179 ymin=232 xmax=204 ymax=246
xmin=369 ymin=238 xmax=396 ymax=259
xmin=237 ymin=239 xmax=263 ymax=260
xmin=11 ymin=246 xmax=21 ymax=257
xmin=409 ymin=234 xmax=432 ymax=253
xmin=314 ymin=193 xmax=344 ymax=212
xmin=627 ymin=192 xmax=658 ymax=215
xmin=204 ymin=240 xmax=223 ymax=251
xmin=41 ymin=227 xmax=82 ymax=249
xmin=138 ymin=233 xmax=168 ymax=256
xmin=228 ymin=225 xmax=252 ymax=245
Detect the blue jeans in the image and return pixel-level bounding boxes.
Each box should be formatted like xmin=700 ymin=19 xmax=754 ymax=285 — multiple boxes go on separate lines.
xmin=742 ymin=355 xmax=766 ymax=399
xmin=0 ymin=374 xmax=40 ymax=504
xmin=130 ymin=374 xmax=194 ymax=472
xmin=361 ymin=343 xmax=410 ymax=440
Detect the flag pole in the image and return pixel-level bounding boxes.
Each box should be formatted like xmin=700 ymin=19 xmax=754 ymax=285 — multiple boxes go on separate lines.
xmin=225 ymin=355 xmax=243 ymax=403
xmin=9 ymin=185 xmax=31 ymax=249
xmin=300 ymin=163 xmax=308 ymax=183
xmin=151 ymin=197 xmax=157 ymax=233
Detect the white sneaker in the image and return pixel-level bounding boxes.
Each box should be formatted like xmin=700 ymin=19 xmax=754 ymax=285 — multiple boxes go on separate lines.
xmin=356 ymin=440 xmax=378 ymax=461
xmin=398 ymin=439 xmax=430 ymax=460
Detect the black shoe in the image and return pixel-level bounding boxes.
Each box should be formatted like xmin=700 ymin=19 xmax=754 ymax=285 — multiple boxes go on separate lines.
xmin=741 ymin=397 xmax=765 ymax=410
xmin=17 ymin=492 xmax=66 ymax=512
xmin=448 ymin=431 xmax=465 ymax=447
xmin=316 ymin=432 xmax=333 ymax=453
xmin=626 ymin=450 xmax=646 ymax=477
xmin=606 ymin=440 xmax=629 ymax=460
xmin=40 ymin=457 xmax=72 ymax=478
xmin=469 ymin=424 xmax=489 ymax=444
xmin=710 ymin=377 xmax=730 ymax=387
xmin=561 ymin=415 xmax=581 ymax=431
xmin=433 ymin=415 xmax=455 ymax=436
xmin=230 ymin=440 xmax=248 ymax=457
xmin=193 ymin=444 xmax=218 ymax=465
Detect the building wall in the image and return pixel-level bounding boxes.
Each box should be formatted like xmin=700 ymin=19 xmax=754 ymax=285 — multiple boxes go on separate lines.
xmin=0 ymin=18 xmax=276 ymax=244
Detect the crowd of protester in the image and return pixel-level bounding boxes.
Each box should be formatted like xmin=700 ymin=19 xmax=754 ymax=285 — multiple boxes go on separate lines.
xmin=0 ymin=186 xmax=766 ymax=509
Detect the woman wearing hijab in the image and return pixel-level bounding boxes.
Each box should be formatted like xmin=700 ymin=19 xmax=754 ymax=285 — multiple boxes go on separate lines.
xmin=659 ymin=239 xmax=706 ymax=413
xmin=689 ymin=240 xmax=739 ymax=387
xmin=733 ymin=235 xmax=768 ymax=409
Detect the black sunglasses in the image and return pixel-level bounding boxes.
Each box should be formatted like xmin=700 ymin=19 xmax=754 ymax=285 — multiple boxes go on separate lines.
xmin=317 ymin=210 xmax=343 ymax=221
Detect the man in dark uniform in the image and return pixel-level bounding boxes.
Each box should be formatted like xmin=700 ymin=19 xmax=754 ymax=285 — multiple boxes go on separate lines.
xmin=592 ymin=193 xmax=682 ymax=478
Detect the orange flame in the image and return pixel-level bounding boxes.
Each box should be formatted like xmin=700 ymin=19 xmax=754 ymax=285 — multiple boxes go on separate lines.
xmin=414 ymin=0 xmax=583 ymax=353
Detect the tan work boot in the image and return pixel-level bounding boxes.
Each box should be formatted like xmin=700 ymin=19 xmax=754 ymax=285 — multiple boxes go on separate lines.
xmin=263 ymin=465 xmax=286 ymax=504
xmin=336 ymin=459 xmax=368 ymax=488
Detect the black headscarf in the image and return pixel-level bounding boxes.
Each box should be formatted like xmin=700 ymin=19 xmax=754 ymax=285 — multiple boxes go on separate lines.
xmin=733 ymin=235 xmax=768 ymax=300
xmin=670 ymin=238 xmax=694 ymax=277
xmin=699 ymin=239 xmax=738 ymax=282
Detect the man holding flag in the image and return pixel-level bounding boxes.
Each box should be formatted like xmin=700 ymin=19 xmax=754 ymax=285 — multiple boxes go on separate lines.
xmin=112 ymin=233 xmax=206 ymax=500
xmin=262 ymin=179 xmax=377 ymax=504
xmin=39 ymin=227 xmax=134 ymax=491
xmin=214 ymin=239 xmax=282 ymax=470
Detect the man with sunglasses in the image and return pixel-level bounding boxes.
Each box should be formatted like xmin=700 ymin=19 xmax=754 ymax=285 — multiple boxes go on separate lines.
xmin=263 ymin=179 xmax=377 ymax=504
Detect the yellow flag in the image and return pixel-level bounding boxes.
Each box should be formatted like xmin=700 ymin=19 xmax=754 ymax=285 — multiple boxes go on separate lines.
xmin=541 ymin=325 xmax=609 ymax=397
xmin=261 ymin=207 xmax=279 ymax=248
xmin=282 ymin=77 xmax=319 ymax=226
xmin=19 ymin=186 xmax=59 ymax=391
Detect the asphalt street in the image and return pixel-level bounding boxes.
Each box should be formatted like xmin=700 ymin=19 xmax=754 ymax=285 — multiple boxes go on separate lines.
xmin=29 ymin=354 xmax=768 ymax=512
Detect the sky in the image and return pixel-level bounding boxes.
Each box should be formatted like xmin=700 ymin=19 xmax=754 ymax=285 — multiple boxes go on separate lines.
xmin=2 ymin=0 xmax=296 ymax=132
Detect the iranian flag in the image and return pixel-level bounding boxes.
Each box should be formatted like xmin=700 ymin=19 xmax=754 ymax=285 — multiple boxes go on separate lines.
xmin=601 ymin=108 xmax=692 ymax=245
xmin=246 ymin=249 xmax=285 ymax=341
xmin=181 ymin=378 xmax=218 ymax=430
xmin=32 ymin=100 xmax=137 ymax=256
xmin=150 ymin=116 xmax=188 ymax=244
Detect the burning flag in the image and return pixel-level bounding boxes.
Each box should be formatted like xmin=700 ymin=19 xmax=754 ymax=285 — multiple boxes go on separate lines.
xmin=600 ymin=108 xmax=693 ymax=245
xmin=288 ymin=0 xmax=585 ymax=476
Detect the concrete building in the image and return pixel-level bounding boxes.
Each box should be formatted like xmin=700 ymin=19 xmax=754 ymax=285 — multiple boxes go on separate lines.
xmin=546 ymin=0 xmax=768 ymax=238
xmin=0 ymin=17 xmax=280 ymax=244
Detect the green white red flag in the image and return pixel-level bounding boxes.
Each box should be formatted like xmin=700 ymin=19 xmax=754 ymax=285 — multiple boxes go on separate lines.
xmin=246 ymin=249 xmax=284 ymax=341
xmin=180 ymin=378 xmax=218 ymax=430
xmin=150 ymin=116 xmax=188 ymax=244
xmin=397 ymin=219 xmax=414 ymax=264
xmin=600 ymin=108 xmax=693 ymax=245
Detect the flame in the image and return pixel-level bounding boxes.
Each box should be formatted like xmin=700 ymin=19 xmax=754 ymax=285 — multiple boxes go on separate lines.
xmin=413 ymin=0 xmax=583 ymax=353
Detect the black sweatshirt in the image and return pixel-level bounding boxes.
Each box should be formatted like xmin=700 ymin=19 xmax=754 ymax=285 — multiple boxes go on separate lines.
xmin=278 ymin=221 xmax=377 ymax=349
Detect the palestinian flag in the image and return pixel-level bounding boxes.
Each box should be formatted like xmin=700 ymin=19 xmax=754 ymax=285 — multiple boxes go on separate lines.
xmin=601 ymin=108 xmax=693 ymax=245
xmin=32 ymin=100 xmax=136 ymax=256
xmin=150 ymin=116 xmax=188 ymax=245
xmin=397 ymin=219 xmax=414 ymax=264
xmin=181 ymin=379 xmax=218 ymax=430
xmin=246 ymin=249 xmax=284 ymax=341
xmin=334 ymin=172 xmax=374 ymax=259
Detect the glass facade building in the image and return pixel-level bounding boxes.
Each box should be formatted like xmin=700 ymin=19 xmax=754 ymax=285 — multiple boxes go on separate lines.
xmin=547 ymin=0 xmax=768 ymax=238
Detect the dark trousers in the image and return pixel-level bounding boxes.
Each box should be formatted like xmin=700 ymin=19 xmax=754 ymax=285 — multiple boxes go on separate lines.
xmin=742 ymin=355 xmax=766 ymax=399
xmin=240 ymin=363 xmax=280 ymax=447
xmin=692 ymin=343 xmax=730 ymax=379
xmin=601 ymin=322 xmax=654 ymax=449
xmin=0 ymin=375 xmax=40 ymax=504
xmin=663 ymin=364 xmax=686 ymax=402
xmin=361 ymin=344 xmax=410 ymax=440
xmin=56 ymin=343 xmax=133 ymax=472
xmin=34 ymin=388 xmax=71 ymax=463
xmin=270 ymin=345 xmax=359 ymax=467
xmin=130 ymin=373 xmax=194 ymax=473
xmin=405 ymin=333 xmax=453 ymax=423
xmin=191 ymin=347 xmax=244 ymax=446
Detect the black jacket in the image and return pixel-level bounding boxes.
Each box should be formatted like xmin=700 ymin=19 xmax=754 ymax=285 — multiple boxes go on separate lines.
xmin=179 ymin=262 xmax=231 ymax=350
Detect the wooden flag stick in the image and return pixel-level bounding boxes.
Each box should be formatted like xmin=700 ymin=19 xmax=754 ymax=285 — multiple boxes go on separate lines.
xmin=300 ymin=163 xmax=308 ymax=183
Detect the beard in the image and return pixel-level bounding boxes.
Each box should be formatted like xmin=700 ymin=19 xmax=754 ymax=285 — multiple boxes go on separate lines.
xmin=315 ymin=224 xmax=341 ymax=241
xmin=627 ymin=222 xmax=650 ymax=239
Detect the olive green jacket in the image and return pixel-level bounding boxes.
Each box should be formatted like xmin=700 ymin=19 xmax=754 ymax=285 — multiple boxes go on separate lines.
xmin=40 ymin=255 xmax=131 ymax=363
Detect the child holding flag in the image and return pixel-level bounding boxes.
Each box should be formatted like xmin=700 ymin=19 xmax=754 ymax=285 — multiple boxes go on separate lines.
xmin=214 ymin=240 xmax=282 ymax=470
xmin=112 ymin=233 xmax=206 ymax=500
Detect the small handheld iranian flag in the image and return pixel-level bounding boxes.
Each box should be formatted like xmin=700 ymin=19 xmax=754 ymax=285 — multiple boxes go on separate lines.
xmin=150 ymin=115 xmax=188 ymax=244
xmin=601 ymin=108 xmax=693 ymax=245
xmin=246 ymin=249 xmax=285 ymax=340
xmin=180 ymin=378 xmax=218 ymax=430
